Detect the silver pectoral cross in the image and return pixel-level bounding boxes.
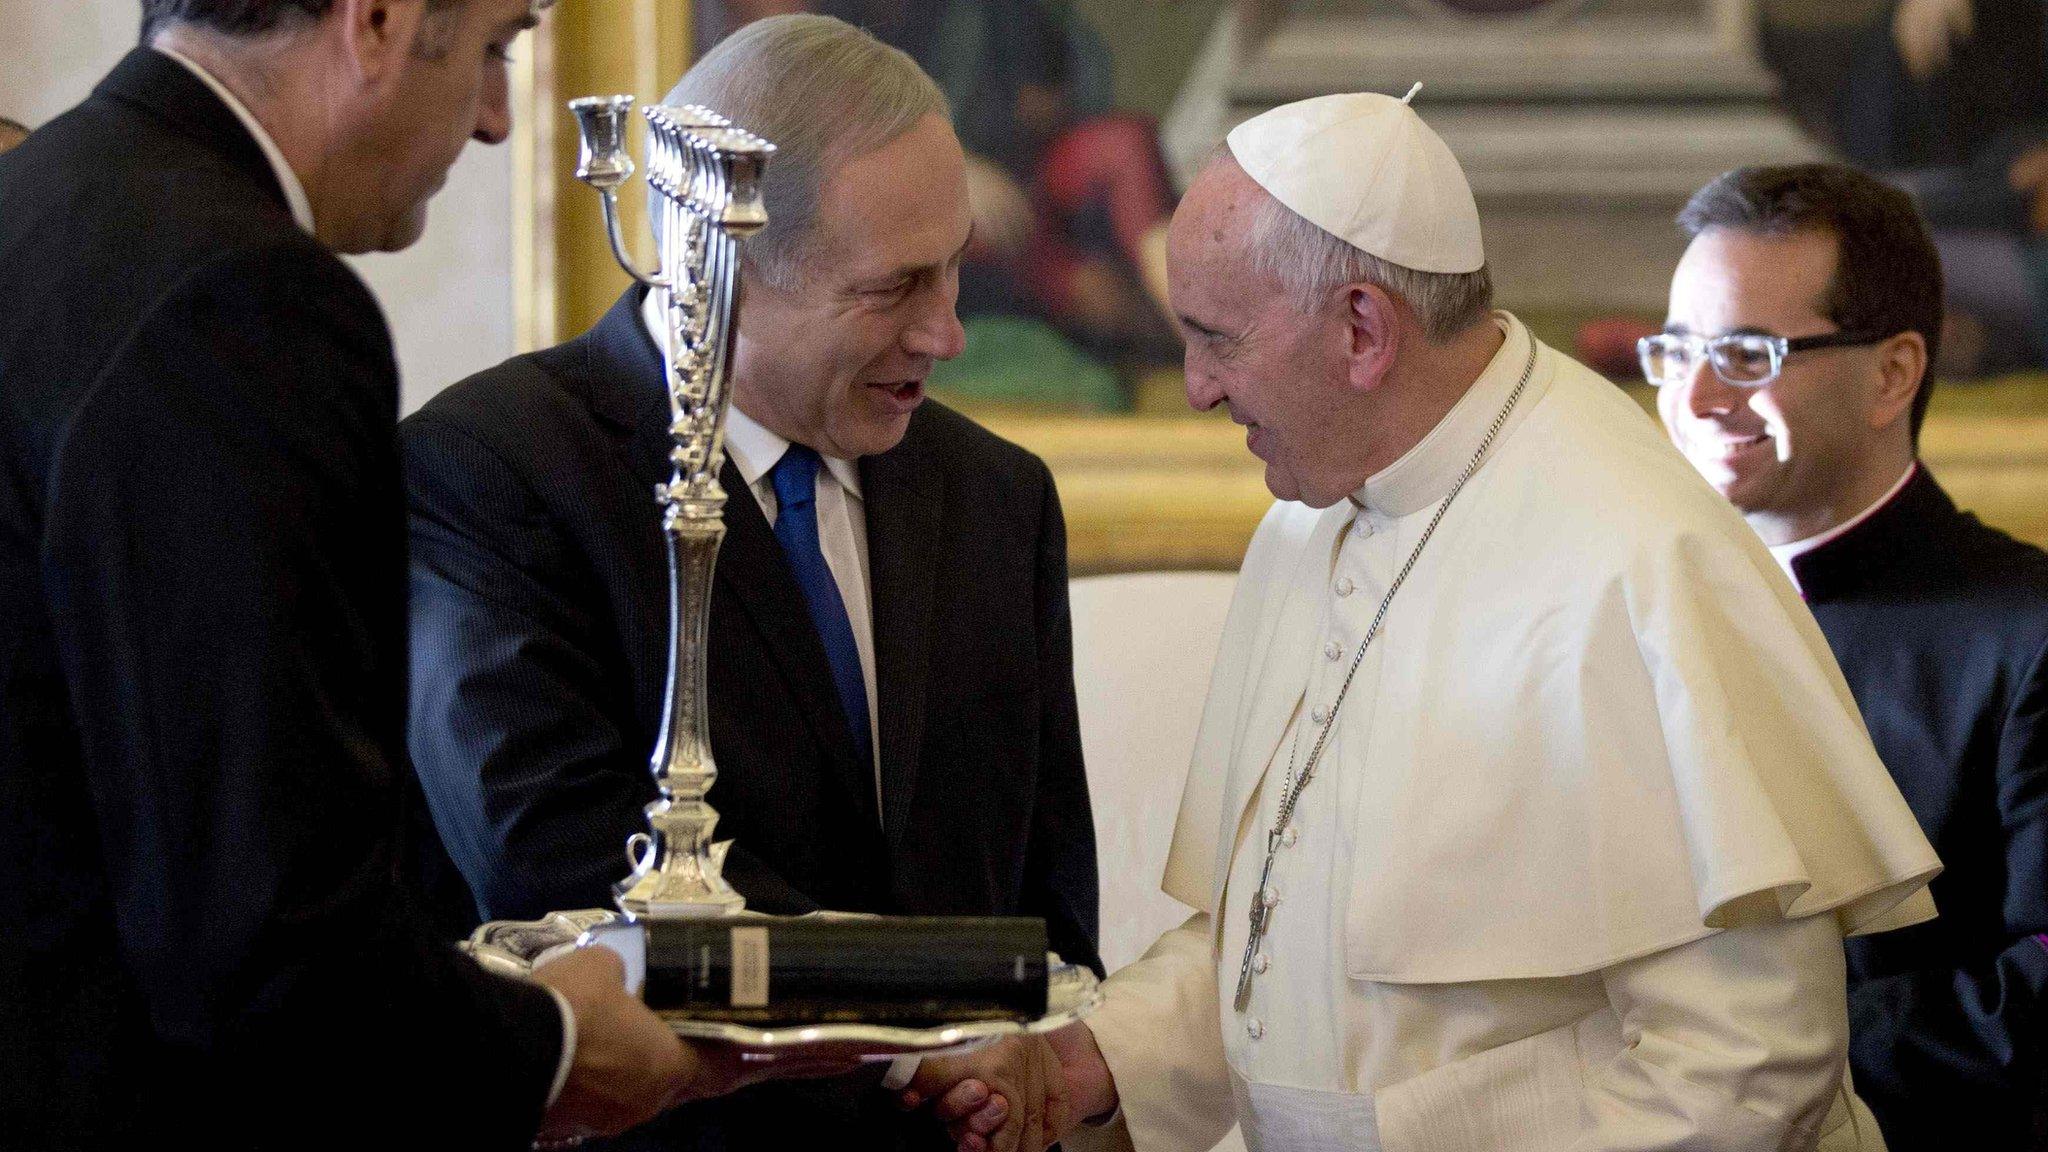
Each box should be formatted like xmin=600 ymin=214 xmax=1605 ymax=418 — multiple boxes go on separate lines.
xmin=1225 ymin=338 xmax=1537 ymax=1018
xmin=1232 ymin=831 xmax=1284 ymax=1011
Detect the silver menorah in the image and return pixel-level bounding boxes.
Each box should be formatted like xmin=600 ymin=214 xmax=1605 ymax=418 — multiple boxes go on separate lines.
xmin=567 ymin=95 xmax=773 ymax=920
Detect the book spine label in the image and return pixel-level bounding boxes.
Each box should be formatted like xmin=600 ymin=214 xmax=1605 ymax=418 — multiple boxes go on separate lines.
xmin=729 ymin=925 xmax=769 ymax=1007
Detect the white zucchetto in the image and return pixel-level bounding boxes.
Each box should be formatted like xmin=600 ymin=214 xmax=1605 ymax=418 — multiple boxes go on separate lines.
xmin=1226 ymin=87 xmax=1485 ymax=274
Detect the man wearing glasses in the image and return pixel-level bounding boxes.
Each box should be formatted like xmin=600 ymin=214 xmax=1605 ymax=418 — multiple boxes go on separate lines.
xmin=1652 ymin=163 xmax=2048 ymax=1151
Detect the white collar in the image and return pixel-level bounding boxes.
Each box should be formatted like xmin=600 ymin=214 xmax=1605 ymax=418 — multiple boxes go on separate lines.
xmin=155 ymin=45 xmax=314 ymax=235
xmin=1351 ymin=311 xmax=1534 ymax=519
xmin=637 ymin=288 xmax=861 ymax=499
xmin=1767 ymin=461 xmax=1918 ymax=588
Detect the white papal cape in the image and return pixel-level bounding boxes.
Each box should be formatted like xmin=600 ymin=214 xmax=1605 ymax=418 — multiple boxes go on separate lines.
xmin=1075 ymin=315 xmax=1939 ymax=1152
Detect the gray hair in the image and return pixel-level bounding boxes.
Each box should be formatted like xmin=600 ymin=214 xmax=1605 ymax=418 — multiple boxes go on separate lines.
xmin=1229 ymin=151 xmax=1493 ymax=343
xmin=653 ymin=14 xmax=947 ymax=290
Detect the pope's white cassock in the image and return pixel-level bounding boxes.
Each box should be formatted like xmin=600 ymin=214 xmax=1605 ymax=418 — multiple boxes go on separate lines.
xmin=1070 ymin=97 xmax=1942 ymax=1152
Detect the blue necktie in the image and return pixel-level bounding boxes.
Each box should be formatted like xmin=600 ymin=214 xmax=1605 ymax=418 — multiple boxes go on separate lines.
xmin=769 ymin=444 xmax=873 ymax=769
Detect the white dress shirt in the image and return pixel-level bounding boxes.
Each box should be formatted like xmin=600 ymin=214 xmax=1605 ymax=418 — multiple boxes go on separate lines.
xmin=156 ymin=44 xmax=583 ymax=1109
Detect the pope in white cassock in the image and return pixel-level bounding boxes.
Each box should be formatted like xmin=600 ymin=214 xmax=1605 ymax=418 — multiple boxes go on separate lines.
xmin=919 ymin=90 xmax=1945 ymax=1152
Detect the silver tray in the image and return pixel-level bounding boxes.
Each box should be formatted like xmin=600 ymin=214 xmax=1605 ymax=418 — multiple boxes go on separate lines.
xmin=460 ymin=909 xmax=1101 ymax=1055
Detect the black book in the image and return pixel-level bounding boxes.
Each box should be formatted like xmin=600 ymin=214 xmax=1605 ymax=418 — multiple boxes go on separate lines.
xmin=643 ymin=915 xmax=1049 ymax=1026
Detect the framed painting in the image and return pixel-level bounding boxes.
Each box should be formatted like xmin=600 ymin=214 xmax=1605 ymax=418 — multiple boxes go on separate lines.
xmin=515 ymin=0 xmax=2048 ymax=574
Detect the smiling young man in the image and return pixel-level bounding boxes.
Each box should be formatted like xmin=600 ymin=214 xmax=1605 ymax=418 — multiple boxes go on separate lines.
xmin=401 ymin=14 xmax=1100 ymax=1149
xmin=0 ymin=0 xmax=759 ymax=1147
xmin=1653 ymin=177 xmax=1934 ymax=549
xmin=1656 ymin=163 xmax=2048 ymax=1151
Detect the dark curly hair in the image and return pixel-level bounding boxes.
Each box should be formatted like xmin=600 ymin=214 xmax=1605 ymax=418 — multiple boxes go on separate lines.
xmin=1678 ymin=164 xmax=1944 ymax=443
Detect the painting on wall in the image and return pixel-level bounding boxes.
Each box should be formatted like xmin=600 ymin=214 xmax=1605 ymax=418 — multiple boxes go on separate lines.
xmin=687 ymin=0 xmax=1244 ymax=417
xmin=520 ymin=0 xmax=2048 ymax=572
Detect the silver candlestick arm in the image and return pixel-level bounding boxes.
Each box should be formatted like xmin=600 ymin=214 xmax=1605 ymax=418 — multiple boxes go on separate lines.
xmin=567 ymin=95 xmax=775 ymax=920
xmin=568 ymin=95 xmax=668 ymax=290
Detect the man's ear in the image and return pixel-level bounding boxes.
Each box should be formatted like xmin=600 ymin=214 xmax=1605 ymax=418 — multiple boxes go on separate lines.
xmin=1344 ymin=283 xmax=1400 ymax=393
xmin=1869 ymin=329 xmax=1927 ymax=432
xmin=335 ymin=0 xmax=428 ymax=85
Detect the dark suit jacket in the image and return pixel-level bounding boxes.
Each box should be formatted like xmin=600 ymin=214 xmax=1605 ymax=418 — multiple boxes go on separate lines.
xmin=403 ymin=287 xmax=1101 ymax=1148
xmin=0 ymin=49 xmax=562 ymax=1149
xmin=1793 ymin=467 xmax=2048 ymax=1150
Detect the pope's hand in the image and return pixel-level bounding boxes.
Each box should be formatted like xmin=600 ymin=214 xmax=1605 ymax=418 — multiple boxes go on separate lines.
xmin=907 ymin=1035 xmax=1072 ymax=1152
xmin=1044 ymin=1023 xmax=1118 ymax=1125
xmin=530 ymin=947 xmax=864 ymax=1144
xmin=906 ymin=1024 xmax=1118 ymax=1152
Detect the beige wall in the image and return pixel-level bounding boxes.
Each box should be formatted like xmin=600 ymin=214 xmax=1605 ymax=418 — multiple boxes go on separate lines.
xmin=0 ymin=0 xmax=517 ymax=414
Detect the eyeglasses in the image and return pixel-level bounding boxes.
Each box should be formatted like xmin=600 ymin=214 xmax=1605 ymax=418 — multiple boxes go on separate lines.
xmin=1636 ymin=329 xmax=1890 ymax=388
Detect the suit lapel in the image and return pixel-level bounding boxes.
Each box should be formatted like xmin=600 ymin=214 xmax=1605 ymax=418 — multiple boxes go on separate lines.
xmin=567 ymin=290 xmax=672 ymax=733
xmin=860 ymin=426 xmax=944 ymax=850
xmin=715 ymin=460 xmax=881 ymax=826
xmin=579 ymin=285 xmax=668 ymax=488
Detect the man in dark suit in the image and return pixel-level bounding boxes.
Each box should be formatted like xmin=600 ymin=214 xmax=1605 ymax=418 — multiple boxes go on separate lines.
xmin=0 ymin=1 xmax=756 ymax=1146
xmin=404 ymin=14 xmax=1101 ymax=1149
xmin=1655 ymin=163 xmax=2048 ymax=1149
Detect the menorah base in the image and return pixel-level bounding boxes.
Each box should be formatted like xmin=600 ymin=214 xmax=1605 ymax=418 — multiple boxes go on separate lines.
xmin=615 ymin=837 xmax=746 ymax=920
xmin=618 ymin=885 xmax=746 ymax=921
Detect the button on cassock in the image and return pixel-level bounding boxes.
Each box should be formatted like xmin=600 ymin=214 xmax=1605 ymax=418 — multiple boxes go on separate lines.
xmin=1335 ymin=577 xmax=1356 ymax=597
xmin=1310 ymin=705 xmax=1330 ymax=726
xmin=1325 ymin=640 xmax=1343 ymax=661
xmin=1246 ymin=1017 xmax=1265 ymax=1040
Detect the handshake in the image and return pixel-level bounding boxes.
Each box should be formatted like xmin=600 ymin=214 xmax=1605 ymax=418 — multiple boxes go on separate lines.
xmin=899 ymin=1024 xmax=1120 ymax=1152
xmin=528 ymin=947 xmax=1117 ymax=1148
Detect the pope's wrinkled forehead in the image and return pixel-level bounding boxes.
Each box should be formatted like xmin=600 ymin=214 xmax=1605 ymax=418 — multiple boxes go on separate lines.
xmin=1169 ymin=153 xmax=1265 ymax=258
xmin=1164 ymin=155 xmax=1295 ymax=332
